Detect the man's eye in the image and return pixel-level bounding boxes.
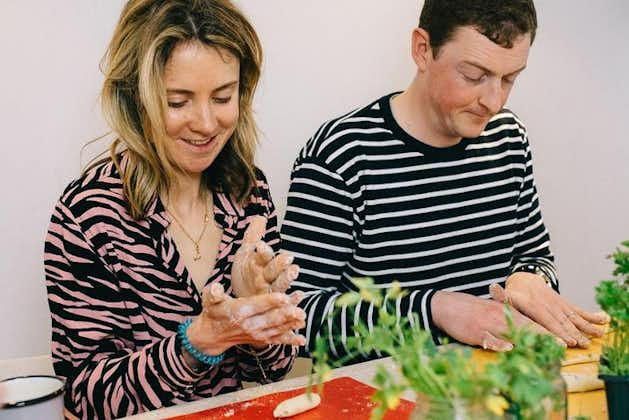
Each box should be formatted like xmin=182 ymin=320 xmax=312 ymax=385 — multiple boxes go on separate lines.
xmin=462 ymin=73 xmax=484 ymax=83
xmin=167 ymin=101 xmax=186 ymax=108
xmin=503 ymin=76 xmax=517 ymax=86
xmin=213 ymin=96 xmax=232 ymax=104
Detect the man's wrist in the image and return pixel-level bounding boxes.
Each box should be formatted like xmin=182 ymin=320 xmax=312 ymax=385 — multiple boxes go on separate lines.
xmin=509 ymin=264 xmax=552 ymax=288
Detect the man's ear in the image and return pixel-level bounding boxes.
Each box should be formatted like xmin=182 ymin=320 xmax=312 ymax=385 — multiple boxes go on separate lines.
xmin=411 ymin=28 xmax=432 ymax=71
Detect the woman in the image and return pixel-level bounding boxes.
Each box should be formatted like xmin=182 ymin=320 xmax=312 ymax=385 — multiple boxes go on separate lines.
xmin=44 ymin=1 xmax=305 ymax=418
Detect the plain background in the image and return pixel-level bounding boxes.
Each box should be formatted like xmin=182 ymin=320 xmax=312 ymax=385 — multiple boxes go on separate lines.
xmin=0 ymin=1 xmax=628 ymax=362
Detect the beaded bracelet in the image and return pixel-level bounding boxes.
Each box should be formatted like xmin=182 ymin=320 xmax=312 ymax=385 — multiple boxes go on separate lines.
xmin=177 ymin=319 xmax=225 ymax=366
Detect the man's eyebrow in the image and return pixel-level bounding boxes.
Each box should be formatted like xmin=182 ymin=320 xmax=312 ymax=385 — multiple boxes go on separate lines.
xmin=166 ymin=80 xmax=239 ymax=95
xmin=461 ymin=61 xmax=527 ymax=76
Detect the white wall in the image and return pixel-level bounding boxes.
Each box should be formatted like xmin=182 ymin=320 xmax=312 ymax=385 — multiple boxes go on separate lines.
xmin=0 ymin=1 xmax=627 ymax=361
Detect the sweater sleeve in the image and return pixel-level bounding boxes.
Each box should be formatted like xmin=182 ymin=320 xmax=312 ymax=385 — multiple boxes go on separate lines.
xmin=282 ymin=155 xmax=439 ymax=362
xmin=509 ymin=122 xmax=560 ymax=291
xmin=45 ymin=200 xmax=213 ymax=419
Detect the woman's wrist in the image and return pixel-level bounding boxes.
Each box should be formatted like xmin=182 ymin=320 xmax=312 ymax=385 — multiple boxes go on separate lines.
xmin=186 ymin=316 xmax=229 ymax=356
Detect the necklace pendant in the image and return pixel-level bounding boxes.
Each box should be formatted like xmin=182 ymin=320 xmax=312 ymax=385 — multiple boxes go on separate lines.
xmin=193 ymin=244 xmax=201 ymax=261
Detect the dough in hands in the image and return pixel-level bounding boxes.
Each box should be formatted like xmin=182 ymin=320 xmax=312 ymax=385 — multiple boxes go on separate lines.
xmin=273 ymin=393 xmax=321 ymax=418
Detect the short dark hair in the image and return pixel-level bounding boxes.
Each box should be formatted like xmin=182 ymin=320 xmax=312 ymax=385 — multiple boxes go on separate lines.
xmin=419 ymin=0 xmax=537 ymax=56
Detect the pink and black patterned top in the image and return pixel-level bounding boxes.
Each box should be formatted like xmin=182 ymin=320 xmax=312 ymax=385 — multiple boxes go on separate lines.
xmin=44 ymin=155 xmax=296 ymax=419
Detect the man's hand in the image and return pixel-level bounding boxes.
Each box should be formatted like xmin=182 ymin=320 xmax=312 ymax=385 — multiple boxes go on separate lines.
xmin=431 ymin=291 xmax=554 ymax=351
xmin=490 ymin=272 xmax=609 ymax=348
xmin=231 ymin=216 xmax=300 ymax=297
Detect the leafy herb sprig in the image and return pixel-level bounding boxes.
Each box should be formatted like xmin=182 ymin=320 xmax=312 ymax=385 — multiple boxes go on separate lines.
xmin=311 ymin=278 xmax=565 ymax=420
xmin=596 ymin=240 xmax=629 ymax=376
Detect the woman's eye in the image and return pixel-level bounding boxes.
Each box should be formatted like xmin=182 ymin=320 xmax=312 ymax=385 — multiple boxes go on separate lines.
xmin=167 ymin=101 xmax=186 ymax=108
xmin=213 ymin=96 xmax=232 ymax=104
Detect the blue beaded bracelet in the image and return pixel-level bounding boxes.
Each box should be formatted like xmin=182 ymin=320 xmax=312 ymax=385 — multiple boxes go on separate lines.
xmin=177 ymin=319 xmax=225 ymax=366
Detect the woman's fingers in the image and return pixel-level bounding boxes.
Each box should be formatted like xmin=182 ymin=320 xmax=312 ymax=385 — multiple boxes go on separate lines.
xmin=270 ymin=264 xmax=300 ymax=293
xmin=241 ymin=305 xmax=306 ymax=337
xmin=242 ymin=216 xmax=267 ymax=245
xmin=230 ymin=293 xmax=292 ymax=321
xmin=262 ymin=252 xmax=294 ymax=282
xmin=268 ymin=331 xmax=307 ymax=346
xmin=254 ymin=241 xmax=275 ymax=266
xmin=201 ymin=282 xmax=228 ymax=309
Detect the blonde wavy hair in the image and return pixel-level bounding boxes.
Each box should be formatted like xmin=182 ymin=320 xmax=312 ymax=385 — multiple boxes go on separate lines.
xmin=97 ymin=0 xmax=262 ymax=219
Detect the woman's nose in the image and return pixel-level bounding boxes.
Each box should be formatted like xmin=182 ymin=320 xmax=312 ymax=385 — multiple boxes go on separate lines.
xmin=190 ymin=103 xmax=218 ymax=135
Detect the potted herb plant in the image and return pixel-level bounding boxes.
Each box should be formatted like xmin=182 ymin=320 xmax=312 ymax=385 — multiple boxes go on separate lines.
xmin=596 ymin=240 xmax=629 ymax=420
xmin=311 ymin=278 xmax=566 ymax=420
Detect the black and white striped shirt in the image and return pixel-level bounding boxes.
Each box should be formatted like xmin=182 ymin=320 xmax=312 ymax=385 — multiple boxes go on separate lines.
xmin=281 ymin=92 xmax=558 ymax=360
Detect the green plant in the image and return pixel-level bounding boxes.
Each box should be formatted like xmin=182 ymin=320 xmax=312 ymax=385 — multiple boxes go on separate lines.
xmin=596 ymin=241 xmax=629 ymax=376
xmin=311 ymin=278 xmax=566 ymax=420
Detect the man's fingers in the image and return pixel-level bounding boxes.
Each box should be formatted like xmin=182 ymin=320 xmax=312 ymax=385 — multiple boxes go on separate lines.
xmin=481 ymin=330 xmax=513 ymax=352
xmin=529 ymin=302 xmax=580 ymax=347
xmin=242 ymin=216 xmax=267 ymax=245
xmin=505 ymin=288 xmax=578 ymax=346
xmin=511 ymin=309 xmax=552 ymax=336
xmin=269 ymin=264 xmax=299 ymax=293
xmin=489 ymin=283 xmax=509 ymax=303
xmin=565 ymin=307 xmax=605 ymax=338
xmin=571 ymin=305 xmax=610 ymax=326
xmin=552 ymin=308 xmax=590 ymax=347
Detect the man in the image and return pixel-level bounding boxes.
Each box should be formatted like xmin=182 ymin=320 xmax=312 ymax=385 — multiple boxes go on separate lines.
xmin=281 ymin=0 xmax=608 ymax=360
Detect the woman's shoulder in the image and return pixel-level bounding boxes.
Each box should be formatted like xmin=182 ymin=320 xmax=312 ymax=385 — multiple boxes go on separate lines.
xmin=57 ymin=157 xmax=126 ymax=219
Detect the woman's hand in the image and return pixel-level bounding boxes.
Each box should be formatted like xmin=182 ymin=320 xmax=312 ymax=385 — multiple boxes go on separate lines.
xmin=231 ymin=216 xmax=300 ymax=297
xmin=186 ymin=282 xmax=307 ymax=360
xmin=491 ymin=273 xmax=609 ymax=348
xmin=431 ymin=290 xmax=555 ymax=351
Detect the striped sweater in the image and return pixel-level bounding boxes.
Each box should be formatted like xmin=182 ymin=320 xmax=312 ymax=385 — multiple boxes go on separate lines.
xmin=44 ymin=154 xmax=296 ymax=419
xmin=281 ymin=92 xmax=558 ymax=361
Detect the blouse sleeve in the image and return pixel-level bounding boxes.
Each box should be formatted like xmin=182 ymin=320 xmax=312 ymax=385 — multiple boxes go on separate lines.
xmin=45 ymin=200 xmax=216 ymax=419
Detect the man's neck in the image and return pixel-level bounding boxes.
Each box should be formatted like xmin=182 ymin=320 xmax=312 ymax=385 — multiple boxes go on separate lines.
xmin=391 ymin=80 xmax=463 ymax=148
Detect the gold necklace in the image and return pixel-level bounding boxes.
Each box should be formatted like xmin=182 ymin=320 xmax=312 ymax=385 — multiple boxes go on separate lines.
xmin=167 ymin=192 xmax=210 ymax=262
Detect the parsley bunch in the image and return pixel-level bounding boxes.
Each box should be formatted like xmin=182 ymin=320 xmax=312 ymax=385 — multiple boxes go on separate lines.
xmin=596 ymin=241 xmax=629 ymax=376
xmin=311 ymin=278 xmax=566 ymax=420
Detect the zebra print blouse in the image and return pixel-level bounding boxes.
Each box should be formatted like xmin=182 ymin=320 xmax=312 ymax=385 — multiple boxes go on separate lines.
xmin=44 ymin=155 xmax=296 ymax=419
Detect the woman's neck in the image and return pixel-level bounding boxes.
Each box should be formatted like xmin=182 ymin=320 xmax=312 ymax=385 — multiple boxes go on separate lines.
xmin=166 ymin=172 xmax=207 ymax=217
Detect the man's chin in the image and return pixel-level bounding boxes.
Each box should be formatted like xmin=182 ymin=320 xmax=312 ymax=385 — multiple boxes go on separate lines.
xmin=457 ymin=125 xmax=487 ymax=139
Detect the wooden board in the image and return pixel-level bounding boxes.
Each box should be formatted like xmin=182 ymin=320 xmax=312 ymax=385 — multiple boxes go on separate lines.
xmin=166 ymin=377 xmax=415 ymax=419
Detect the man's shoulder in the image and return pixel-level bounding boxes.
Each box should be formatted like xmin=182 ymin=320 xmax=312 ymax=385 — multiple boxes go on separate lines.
xmin=299 ymin=95 xmax=392 ymax=163
xmin=482 ymin=108 xmax=527 ymax=139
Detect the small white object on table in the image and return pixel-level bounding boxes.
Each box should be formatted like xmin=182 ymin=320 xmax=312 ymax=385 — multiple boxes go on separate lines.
xmin=121 ymin=357 xmax=408 ymax=419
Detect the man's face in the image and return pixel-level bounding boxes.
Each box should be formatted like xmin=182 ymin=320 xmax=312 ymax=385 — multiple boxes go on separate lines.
xmin=423 ymin=26 xmax=531 ymax=141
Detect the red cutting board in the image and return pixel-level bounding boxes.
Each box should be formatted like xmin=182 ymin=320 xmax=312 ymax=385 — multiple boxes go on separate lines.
xmin=167 ymin=377 xmax=415 ymax=419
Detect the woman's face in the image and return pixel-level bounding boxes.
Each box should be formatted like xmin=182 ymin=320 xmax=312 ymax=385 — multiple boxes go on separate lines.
xmin=162 ymin=41 xmax=240 ymax=176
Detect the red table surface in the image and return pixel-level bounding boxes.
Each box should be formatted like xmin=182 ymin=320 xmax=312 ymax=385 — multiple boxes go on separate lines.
xmin=166 ymin=376 xmax=415 ymax=420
